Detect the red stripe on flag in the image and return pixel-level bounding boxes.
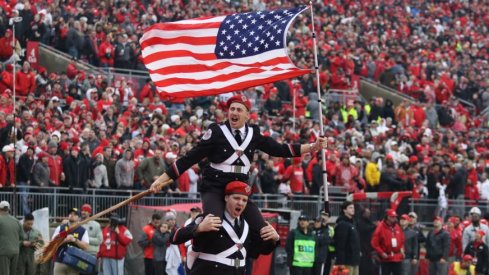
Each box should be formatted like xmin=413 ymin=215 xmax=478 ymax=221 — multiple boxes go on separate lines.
xmin=141 ymin=36 xmax=217 ymax=48
xmin=148 ymin=56 xmax=294 ymax=75
xmin=157 ymin=69 xmax=310 ymax=97
xmin=142 ymin=51 xmax=217 ymax=64
xmin=154 ymin=67 xmax=281 ymax=87
xmin=144 ymin=21 xmax=221 ymax=32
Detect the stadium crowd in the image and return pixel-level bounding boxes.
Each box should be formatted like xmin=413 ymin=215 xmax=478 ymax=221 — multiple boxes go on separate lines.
xmin=0 ymin=0 xmax=487 ymax=107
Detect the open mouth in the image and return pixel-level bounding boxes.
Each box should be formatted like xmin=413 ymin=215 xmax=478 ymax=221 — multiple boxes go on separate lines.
xmin=231 ymin=117 xmax=239 ymax=123
xmin=235 ymin=207 xmax=242 ymax=213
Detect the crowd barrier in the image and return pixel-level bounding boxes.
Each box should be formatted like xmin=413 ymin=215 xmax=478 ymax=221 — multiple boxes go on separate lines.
xmin=0 ymin=186 xmax=482 ymax=226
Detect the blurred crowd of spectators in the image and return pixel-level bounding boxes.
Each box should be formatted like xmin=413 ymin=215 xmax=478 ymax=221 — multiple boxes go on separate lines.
xmin=0 ymin=0 xmax=487 ymax=215
xmin=0 ymin=0 xmax=487 ymax=108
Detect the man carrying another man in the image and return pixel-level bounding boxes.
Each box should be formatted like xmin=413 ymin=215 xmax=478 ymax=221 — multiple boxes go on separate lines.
xmin=169 ymin=180 xmax=280 ymax=274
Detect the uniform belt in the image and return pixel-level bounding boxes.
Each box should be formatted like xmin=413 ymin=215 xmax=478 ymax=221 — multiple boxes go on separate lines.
xmin=210 ymin=163 xmax=249 ymax=174
xmin=198 ymin=253 xmax=246 ymax=268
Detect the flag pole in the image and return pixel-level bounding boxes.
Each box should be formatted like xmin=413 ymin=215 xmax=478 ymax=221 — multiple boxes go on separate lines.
xmin=309 ymin=2 xmax=329 ymax=213
xmin=292 ymin=87 xmax=296 ymax=133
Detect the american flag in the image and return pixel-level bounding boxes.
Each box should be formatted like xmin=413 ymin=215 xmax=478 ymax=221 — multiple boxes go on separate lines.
xmin=140 ymin=6 xmax=310 ymax=98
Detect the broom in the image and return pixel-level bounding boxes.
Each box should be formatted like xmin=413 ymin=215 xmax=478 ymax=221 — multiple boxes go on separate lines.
xmin=36 ymin=179 xmax=173 ymax=263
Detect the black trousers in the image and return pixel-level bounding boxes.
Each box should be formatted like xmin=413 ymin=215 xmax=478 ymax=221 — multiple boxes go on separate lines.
xmin=144 ymin=258 xmax=154 ymax=275
xmin=313 ymin=262 xmax=325 ymax=275
xmin=324 ymin=253 xmax=334 ymax=275
xmin=380 ymin=262 xmax=402 ymax=275
xmin=289 ymin=266 xmax=313 ymax=275
xmin=153 ymin=260 xmax=166 ymax=275
xmin=202 ymin=191 xmax=266 ymax=231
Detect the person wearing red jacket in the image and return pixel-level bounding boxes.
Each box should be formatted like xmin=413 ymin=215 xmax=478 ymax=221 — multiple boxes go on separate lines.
xmin=98 ymin=213 xmax=133 ymax=275
xmin=138 ymin=213 xmax=162 ymax=275
xmin=0 ymin=64 xmax=13 ymax=92
xmin=283 ymin=157 xmax=305 ymax=194
xmin=371 ymin=209 xmax=405 ymax=275
xmin=447 ymin=217 xmax=463 ymax=261
xmin=0 ymin=29 xmax=20 ymax=61
xmin=15 ymin=61 xmax=36 ymax=96
xmin=98 ymin=34 xmax=115 ymax=67
xmin=0 ymin=144 xmax=15 ymax=188
xmin=335 ymin=154 xmax=360 ymax=193
xmin=47 ymin=141 xmax=64 ymax=186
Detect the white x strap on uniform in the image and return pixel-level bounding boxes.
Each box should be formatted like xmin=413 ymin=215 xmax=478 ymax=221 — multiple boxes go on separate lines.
xmin=210 ymin=125 xmax=253 ymax=174
xmin=197 ymin=219 xmax=249 ymax=268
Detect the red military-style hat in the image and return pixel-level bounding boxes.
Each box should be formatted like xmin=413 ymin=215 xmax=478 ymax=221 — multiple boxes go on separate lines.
xmin=224 ymin=181 xmax=252 ymax=197
xmin=226 ymin=95 xmax=251 ymax=111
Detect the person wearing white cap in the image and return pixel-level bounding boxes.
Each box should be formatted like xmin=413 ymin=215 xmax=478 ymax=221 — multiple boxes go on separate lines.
xmin=0 ymin=144 xmax=16 ymax=188
xmin=0 ymin=200 xmax=23 ymax=275
xmin=462 ymin=207 xmax=489 ymax=251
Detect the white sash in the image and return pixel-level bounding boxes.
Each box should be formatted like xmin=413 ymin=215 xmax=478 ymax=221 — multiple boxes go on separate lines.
xmin=210 ymin=125 xmax=253 ymax=174
xmin=188 ymin=219 xmax=249 ymax=269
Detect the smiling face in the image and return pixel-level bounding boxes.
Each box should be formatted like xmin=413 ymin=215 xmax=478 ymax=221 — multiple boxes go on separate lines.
xmin=228 ymin=102 xmax=249 ymax=129
xmin=225 ymin=194 xmax=248 ymax=219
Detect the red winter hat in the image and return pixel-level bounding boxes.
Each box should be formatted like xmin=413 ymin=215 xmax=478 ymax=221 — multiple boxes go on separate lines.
xmin=386 ymin=209 xmax=397 ymax=217
xmin=38 ymin=151 xmax=49 ymax=159
xmin=409 ymin=156 xmax=418 ymax=164
xmin=226 ymin=95 xmax=251 ymax=111
xmin=72 ymin=136 xmax=80 ymax=144
xmin=59 ymin=141 xmax=69 ymax=151
xmin=400 ymin=214 xmax=411 ymax=221
xmin=249 ymin=112 xmax=258 ymax=121
xmin=224 ymin=181 xmax=252 ymax=196
xmin=448 ymin=216 xmax=458 ymax=224
xmin=71 ymin=146 xmax=80 ymax=152
xmin=81 ymin=204 xmax=92 ymax=214
xmin=433 ymin=216 xmax=443 ymax=223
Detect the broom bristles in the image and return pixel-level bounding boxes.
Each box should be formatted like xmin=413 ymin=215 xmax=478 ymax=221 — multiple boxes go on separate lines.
xmin=34 ymin=180 xmax=172 ymax=264
xmin=35 ymin=235 xmax=65 ymax=263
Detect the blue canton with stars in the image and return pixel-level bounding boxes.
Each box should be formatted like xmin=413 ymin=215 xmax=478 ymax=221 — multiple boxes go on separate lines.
xmin=215 ymin=6 xmax=306 ymax=59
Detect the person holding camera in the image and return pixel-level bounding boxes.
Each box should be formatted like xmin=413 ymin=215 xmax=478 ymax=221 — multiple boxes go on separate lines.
xmin=98 ymin=34 xmax=115 ymax=68
xmin=98 ymin=213 xmax=133 ymax=275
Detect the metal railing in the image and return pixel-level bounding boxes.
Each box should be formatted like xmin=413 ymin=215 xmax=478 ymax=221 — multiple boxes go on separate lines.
xmin=360 ymin=76 xmax=477 ymax=114
xmin=325 ymin=88 xmax=363 ymax=106
xmin=0 ymin=186 xmax=349 ymax=220
xmin=0 ymin=186 xmax=483 ymax=227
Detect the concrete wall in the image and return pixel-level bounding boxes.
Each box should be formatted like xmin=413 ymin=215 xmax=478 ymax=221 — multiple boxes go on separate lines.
xmin=359 ymin=78 xmax=416 ymax=105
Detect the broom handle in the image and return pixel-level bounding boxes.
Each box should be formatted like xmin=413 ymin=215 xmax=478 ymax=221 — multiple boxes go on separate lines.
xmin=68 ymin=179 xmax=173 ymax=231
